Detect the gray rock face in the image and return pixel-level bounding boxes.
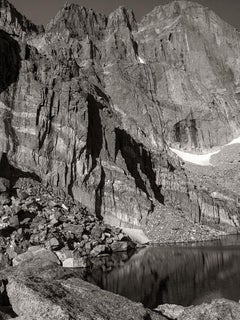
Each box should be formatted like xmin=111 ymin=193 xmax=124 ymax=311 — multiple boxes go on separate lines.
xmin=0 ymin=0 xmax=239 ymax=230
xmin=0 ymin=253 xmax=165 ymax=320
xmin=155 ymin=299 xmax=240 ymax=320
xmin=178 ymin=299 xmax=240 ymax=320
xmin=0 ymin=0 xmax=41 ymax=37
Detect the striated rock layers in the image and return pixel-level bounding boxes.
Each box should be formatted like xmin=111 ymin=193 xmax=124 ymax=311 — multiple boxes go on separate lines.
xmin=0 ymin=0 xmax=240 ymax=230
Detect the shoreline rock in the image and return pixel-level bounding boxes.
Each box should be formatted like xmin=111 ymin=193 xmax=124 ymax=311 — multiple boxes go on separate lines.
xmin=0 ymin=177 xmax=136 ymax=269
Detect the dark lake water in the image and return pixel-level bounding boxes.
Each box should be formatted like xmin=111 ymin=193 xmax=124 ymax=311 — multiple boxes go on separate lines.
xmin=86 ymin=235 xmax=240 ymax=309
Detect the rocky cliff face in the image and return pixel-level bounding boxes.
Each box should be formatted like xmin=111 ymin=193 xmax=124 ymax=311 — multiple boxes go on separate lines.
xmin=0 ymin=0 xmax=239 ymax=230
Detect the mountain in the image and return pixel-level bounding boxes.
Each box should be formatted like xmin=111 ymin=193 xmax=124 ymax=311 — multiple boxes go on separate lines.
xmin=0 ymin=0 xmax=239 ymax=236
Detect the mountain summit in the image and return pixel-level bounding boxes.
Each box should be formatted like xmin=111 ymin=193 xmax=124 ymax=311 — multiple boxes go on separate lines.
xmin=0 ymin=0 xmax=41 ymax=36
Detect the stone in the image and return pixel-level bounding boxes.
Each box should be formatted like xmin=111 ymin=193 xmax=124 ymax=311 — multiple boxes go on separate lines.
xmin=0 ymin=193 xmax=10 ymax=205
xmin=178 ymin=299 xmax=240 ymax=320
xmin=0 ymin=253 xmax=10 ymax=268
xmin=91 ymin=225 xmax=103 ymax=239
xmin=155 ymin=304 xmax=185 ymax=319
xmin=6 ymin=246 xmax=18 ymax=260
xmin=62 ymin=257 xmax=87 ymax=268
xmin=48 ymin=237 xmax=60 ymax=250
xmin=61 ymin=204 xmax=68 ymax=211
xmin=8 ymin=216 xmax=19 ymax=229
xmin=54 ymin=249 xmax=73 ymax=263
xmin=90 ymin=245 xmax=106 ymax=256
xmin=16 ymin=189 xmax=29 ymax=200
xmin=110 ymin=241 xmax=129 ymax=252
xmin=12 ymin=247 xmax=60 ymax=267
xmin=0 ymin=178 xmax=10 ymax=193
xmin=63 ymin=224 xmax=84 ymax=237
xmin=82 ymin=234 xmax=89 ymax=241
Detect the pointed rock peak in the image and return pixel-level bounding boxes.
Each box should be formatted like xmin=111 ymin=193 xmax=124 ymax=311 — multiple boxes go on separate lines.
xmin=46 ymin=3 xmax=107 ymax=40
xmin=62 ymin=2 xmax=86 ymax=12
xmin=108 ymin=6 xmax=137 ymax=31
xmin=63 ymin=1 xmax=70 ymax=9
xmin=140 ymin=0 xmax=219 ymax=28
xmin=163 ymin=0 xmax=210 ymax=15
xmin=0 ymin=0 xmax=41 ymax=36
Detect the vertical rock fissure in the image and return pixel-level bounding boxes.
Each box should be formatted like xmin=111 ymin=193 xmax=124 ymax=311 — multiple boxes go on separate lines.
xmin=115 ymin=128 xmax=164 ymax=205
xmin=86 ymin=94 xmax=103 ymax=172
xmin=95 ymin=166 xmax=105 ymax=219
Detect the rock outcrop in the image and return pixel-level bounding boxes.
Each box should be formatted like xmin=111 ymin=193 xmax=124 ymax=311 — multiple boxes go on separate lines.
xmin=156 ymin=299 xmax=240 ymax=320
xmin=0 ymin=252 xmax=165 ymax=320
xmin=0 ymin=0 xmax=239 ymax=232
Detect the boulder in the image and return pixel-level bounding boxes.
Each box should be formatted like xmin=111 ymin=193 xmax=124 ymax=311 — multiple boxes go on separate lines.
xmin=0 ymin=178 xmax=10 ymax=193
xmin=110 ymin=241 xmax=130 ymax=252
xmin=54 ymin=249 xmax=73 ymax=263
xmin=62 ymin=257 xmax=87 ymax=268
xmin=90 ymin=245 xmax=106 ymax=256
xmin=12 ymin=247 xmax=60 ymax=267
xmin=179 ymin=299 xmax=240 ymax=320
xmin=0 ymin=252 xmax=164 ymax=320
xmin=155 ymin=304 xmax=185 ymax=319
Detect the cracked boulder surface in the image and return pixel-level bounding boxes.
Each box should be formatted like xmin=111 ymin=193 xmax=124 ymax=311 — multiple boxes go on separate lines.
xmin=0 ymin=0 xmax=239 ymax=235
xmin=0 ymin=253 xmax=166 ymax=320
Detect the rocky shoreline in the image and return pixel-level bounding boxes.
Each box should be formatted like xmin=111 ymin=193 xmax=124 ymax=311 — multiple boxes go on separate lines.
xmin=0 ymin=176 xmax=138 ymax=270
xmin=1 ymin=175 xmax=237 ymax=270
xmin=0 ymin=176 xmax=239 ymax=319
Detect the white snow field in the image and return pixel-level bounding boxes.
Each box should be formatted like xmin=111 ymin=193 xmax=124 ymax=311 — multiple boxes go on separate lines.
xmin=169 ymin=148 xmax=220 ymax=166
xmin=227 ymin=136 xmax=240 ymax=145
xmin=122 ymin=228 xmax=150 ymax=244
xmin=170 ymin=135 xmax=240 ymax=166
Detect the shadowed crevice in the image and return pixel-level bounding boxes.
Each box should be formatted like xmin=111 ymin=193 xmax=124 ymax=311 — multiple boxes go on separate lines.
xmin=85 ymin=94 xmax=103 ymax=177
xmin=115 ymin=128 xmax=164 ymax=204
xmin=95 ymin=166 xmax=105 ymax=220
xmin=0 ymin=153 xmax=41 ymax=187
xmin=0 ymin=280 xmax=18 ymax=318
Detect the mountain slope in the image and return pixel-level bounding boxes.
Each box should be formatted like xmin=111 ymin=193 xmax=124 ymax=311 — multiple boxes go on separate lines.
xmin=0 ymin=0 xmax=239 ymax=235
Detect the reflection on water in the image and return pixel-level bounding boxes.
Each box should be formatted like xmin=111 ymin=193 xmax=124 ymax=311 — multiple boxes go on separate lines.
xmin=86 ymin=235 xmax=240 ymax=308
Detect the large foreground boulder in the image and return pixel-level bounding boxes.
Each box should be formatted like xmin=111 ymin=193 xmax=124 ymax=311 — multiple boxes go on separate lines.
xmin=179 ymin=299 xmax=240 ymax=320
xmin=156 ymin=299 xmax=240 ymax=320
xmin=0 ymin=251 xmax=165 ymax=320
xmin=7 ymin=276 xmax=163 ymax=320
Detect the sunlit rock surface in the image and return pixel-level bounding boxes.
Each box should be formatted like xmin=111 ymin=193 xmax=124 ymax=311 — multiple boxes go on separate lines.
xmin=0 ymin=252 xmax=165 ymax=320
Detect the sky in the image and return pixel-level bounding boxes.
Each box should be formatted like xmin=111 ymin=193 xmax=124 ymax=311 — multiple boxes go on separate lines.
xmin=8 ymin=0 xmax=240 ymax=29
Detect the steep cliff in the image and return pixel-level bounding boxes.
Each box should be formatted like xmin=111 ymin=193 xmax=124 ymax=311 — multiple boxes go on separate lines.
xmin=0 ymin=0 xmax=239 ymax=232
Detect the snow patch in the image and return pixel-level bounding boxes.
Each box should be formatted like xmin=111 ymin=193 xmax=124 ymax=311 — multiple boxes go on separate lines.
xmin=170 ymin=148 xmax=220 ymax=166
xmin=170 ymin=134 xmax=240 ymax=166
xmin=137 ymin=56 xmax=146 ymax=64
xmin=227 ymin=136 xmax=240 ymax=145
xmin=121 ymin=228 xmax=150 ymax=244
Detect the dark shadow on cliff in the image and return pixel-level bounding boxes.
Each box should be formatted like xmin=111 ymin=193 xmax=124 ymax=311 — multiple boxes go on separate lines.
xmin=0 ymin=30 xmax=21 ymax=93
xmin=0 ymin=33 xmax=40 ymax=187
xmin=115 ymin=129 xmax=164 ymax=204
xmin=84 ymin=94 xmax=105 ymax=219
xmin=86 ymin=94 xmax=103 ymax=172
xmin=0 ymin=153 xmax=40 ymax=186
xmin=0 ymin=30 xmax=21 ymax=156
